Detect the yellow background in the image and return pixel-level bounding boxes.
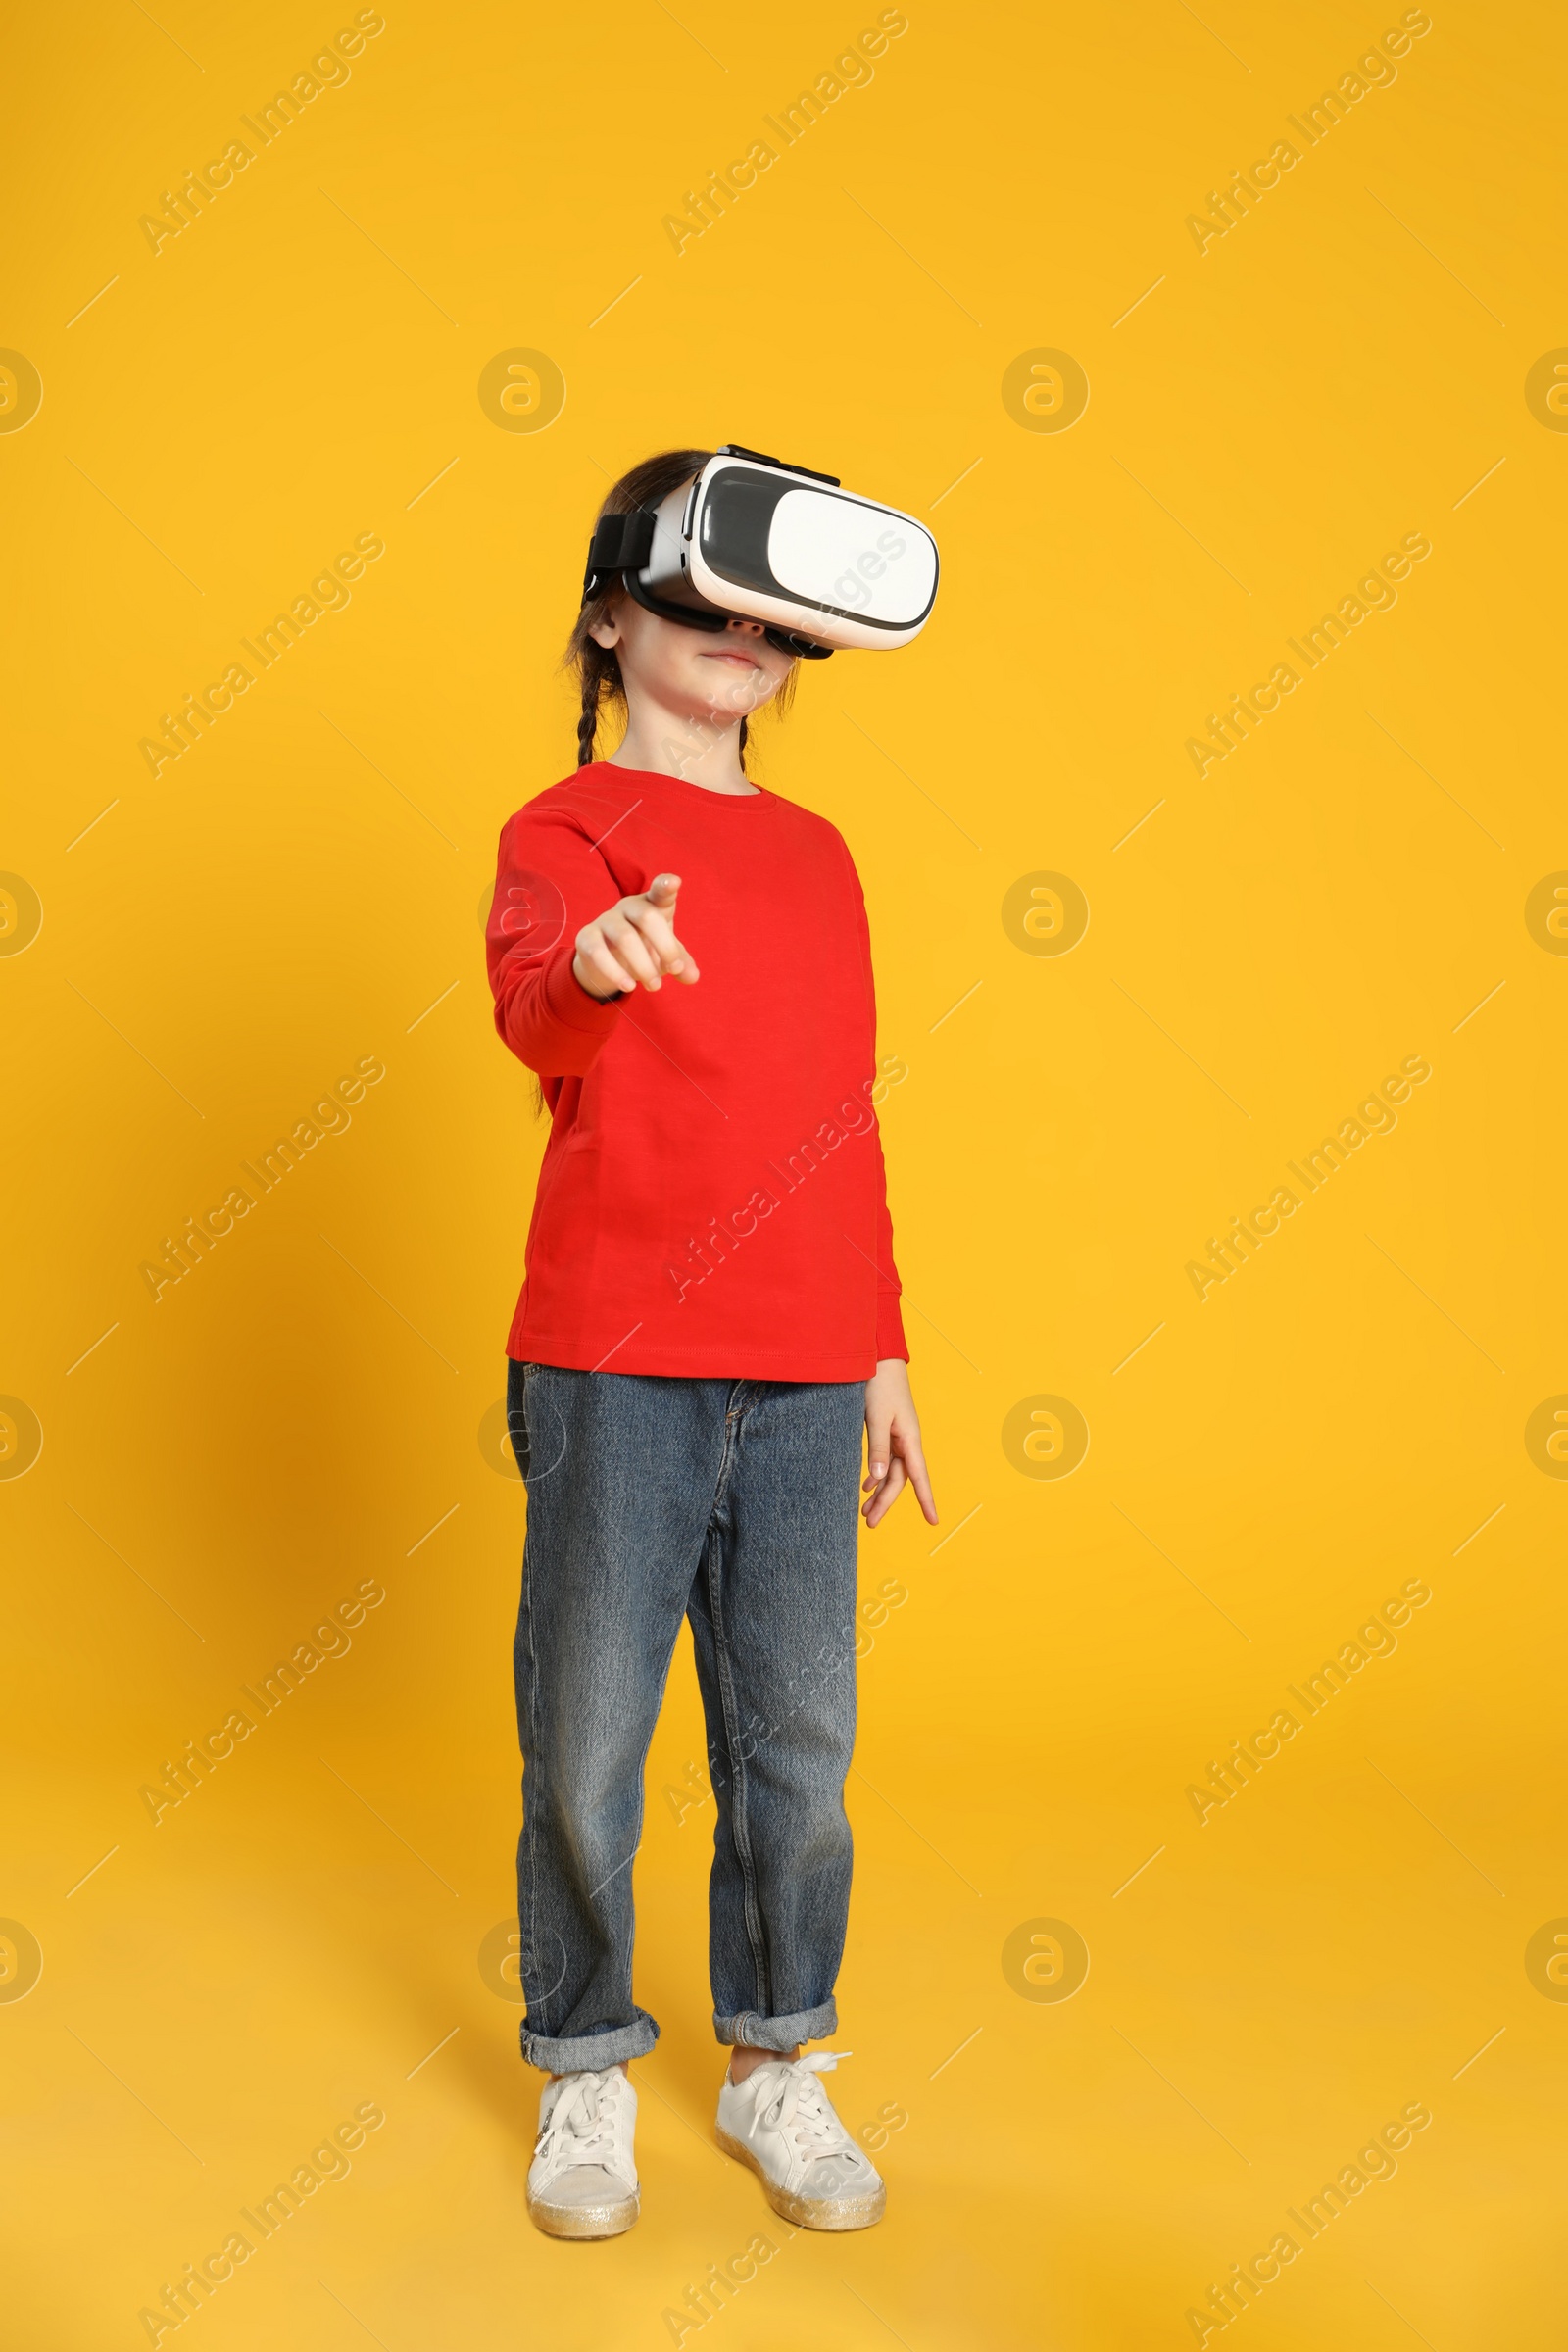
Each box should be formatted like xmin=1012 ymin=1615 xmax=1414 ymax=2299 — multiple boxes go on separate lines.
xmin=6 ymin=0 xmax=1564 ymax=2343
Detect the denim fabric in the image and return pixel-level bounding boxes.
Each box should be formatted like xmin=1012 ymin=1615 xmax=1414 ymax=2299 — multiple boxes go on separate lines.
xmin=507 ymin=1359 xmax=864 ymax=2074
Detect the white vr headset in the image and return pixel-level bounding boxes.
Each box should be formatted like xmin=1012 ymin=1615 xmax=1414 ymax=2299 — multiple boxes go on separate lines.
xmin=580 ymin=445 xmax=939 ymax=659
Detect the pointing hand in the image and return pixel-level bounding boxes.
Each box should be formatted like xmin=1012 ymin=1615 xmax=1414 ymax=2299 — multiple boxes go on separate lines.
xmin=573 ymin=873 xmax=700 ymax=1000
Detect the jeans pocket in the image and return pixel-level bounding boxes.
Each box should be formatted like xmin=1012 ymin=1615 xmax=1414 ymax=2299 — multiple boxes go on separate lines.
xmin=506 ymin=1359 xmax=532 ymax=1485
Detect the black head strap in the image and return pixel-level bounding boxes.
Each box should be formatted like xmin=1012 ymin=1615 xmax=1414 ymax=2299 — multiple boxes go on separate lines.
xmin=581 ymin=509 xmax=656 ymax=602
xmin=581 ymin=502 xmax=834 ymax=661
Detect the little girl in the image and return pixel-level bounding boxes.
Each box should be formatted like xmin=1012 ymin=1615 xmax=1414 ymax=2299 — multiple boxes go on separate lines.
xmin=485 ymin=447 xmax=936 ymax=2241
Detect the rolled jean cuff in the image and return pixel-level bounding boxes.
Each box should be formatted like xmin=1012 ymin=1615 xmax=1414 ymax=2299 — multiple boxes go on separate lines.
xmin=714 ymin=2000 xmax=838 ymax=2051
xmin=520 ymin=2017 xmax=658 ymax=2074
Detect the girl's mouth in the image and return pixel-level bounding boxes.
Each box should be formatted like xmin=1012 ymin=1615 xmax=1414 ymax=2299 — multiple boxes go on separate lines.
xmin=702 ymin=649 xmax=760 ymax=670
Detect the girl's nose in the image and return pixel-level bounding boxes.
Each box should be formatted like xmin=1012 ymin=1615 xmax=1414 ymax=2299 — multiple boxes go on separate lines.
xmin=724 ymin=617 xmax=765 ymax=638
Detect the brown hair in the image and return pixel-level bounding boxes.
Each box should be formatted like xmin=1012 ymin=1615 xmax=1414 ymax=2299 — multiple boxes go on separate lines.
xmin=564 ymin=448 xmax=797 ymax=772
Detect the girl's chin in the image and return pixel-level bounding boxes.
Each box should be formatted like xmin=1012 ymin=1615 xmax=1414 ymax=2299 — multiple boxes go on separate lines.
xmin=692 ymin=696 xmax=763 ymax=726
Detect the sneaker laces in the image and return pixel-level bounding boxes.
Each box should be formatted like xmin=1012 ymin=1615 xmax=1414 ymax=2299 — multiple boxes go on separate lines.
xmin=754 ymin=2050 xmax=858 ymax=2162
xmin=535 ymin=2068 xmax=625 ymax=2172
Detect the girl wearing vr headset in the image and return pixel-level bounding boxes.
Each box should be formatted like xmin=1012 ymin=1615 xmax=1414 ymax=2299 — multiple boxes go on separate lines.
xmin=485 ymin=446 xmax=939 ymax=2242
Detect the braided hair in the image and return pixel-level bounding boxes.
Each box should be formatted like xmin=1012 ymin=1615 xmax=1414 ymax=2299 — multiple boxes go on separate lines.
xmin=564 ymin=449 xmax=792 ymax=772
xmin=565 ymin=449 xmax=711 ymax=769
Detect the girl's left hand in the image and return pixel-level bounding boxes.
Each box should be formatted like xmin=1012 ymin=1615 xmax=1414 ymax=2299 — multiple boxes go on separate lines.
xmin=862 ymin=1359 xmax=938 ymax=1529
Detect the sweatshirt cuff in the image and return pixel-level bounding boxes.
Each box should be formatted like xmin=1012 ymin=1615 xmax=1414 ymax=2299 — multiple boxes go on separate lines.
xmin=541 ymin=945 xmax=623 ymax=1039
xmin=875 ymin=1295 xmax=908 ymax=1362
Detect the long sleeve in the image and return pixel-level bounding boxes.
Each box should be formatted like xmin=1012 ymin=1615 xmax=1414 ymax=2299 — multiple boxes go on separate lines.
xmin=488 ymin=762 xmax=906 ymax=1382
xmin=486 ymin=800 xmax=623 ymax=1078
xmin=871 ymin=1135 xmax=908 ymax=1362
xmin=840 ymin=839 xmax=908 ymax=1363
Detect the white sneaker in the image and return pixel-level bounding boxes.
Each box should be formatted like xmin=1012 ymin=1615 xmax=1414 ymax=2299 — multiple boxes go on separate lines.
xmin=715 ymin=2051 xmax=885 ymax=2230
xmin=526 ymin=2066 xmax=639 ymax=2238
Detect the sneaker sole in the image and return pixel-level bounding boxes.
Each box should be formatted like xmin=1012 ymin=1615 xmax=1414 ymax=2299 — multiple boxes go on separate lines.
xmin=526 ymin=2188 xmax=640 ymax=2240
xmin=714 ymin=2126 xmax=886 ymax=2231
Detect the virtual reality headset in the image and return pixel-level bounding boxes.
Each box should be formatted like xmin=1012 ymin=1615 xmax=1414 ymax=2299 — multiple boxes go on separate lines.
xmin=580 ymin=445 xmax=939 ymax=660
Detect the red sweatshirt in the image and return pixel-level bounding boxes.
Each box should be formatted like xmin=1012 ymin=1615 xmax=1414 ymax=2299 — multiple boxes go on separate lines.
xmin=486 ymin=761 xmax=906 ymax=1381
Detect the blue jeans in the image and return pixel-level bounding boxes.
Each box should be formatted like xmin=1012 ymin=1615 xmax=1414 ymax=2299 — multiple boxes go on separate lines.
xmin=507 ymin=1360 xmax=864 ymax=2073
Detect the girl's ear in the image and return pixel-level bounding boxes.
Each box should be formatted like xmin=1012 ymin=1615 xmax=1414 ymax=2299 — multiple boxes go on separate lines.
xmin=587 ymin=601 xmax=624 ymax=652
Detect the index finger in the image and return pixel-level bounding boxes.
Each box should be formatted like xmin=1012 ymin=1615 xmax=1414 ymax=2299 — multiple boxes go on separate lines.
xmin=894 ymin=1424 xmax=938 ymax=1524
xmin=625 ymin=895 xmax=698 ymax=970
